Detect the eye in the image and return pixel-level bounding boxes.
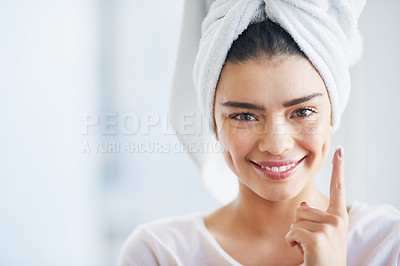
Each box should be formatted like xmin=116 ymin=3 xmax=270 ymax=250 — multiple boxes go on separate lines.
xmin=291 ymin=107 xmax=317 ymax=118
xmin=229 ymin=113 xmax=257 ymax=122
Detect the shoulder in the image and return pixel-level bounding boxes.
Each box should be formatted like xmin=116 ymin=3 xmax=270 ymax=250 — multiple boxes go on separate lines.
xmin=348 ymin=201 xmax=400 ymax=238
xmin=118 ymin=213 xmax=205 ymax=266
xmin=347 ymin=202 xmax=400 ymax=265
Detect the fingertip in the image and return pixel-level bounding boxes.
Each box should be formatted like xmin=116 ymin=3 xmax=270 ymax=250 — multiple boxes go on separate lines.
xmin=335 ymin=145 xmax=344 ymax=160
xmin=337 ymin=145 xmax=344 ymax=159
xmin=285 ymin=235 xmax=297 ymax=247
xmin=332 ymin=146 xmax=344 ymax=166
xmin=300 ymin=201 xmax=311 ymax=207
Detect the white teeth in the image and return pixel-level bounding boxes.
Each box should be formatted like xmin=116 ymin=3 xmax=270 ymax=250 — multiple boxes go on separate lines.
xmin=279 ymin=165 xmax=287 ymax=172
xmin=286 ymin=163 xmax=295 ymax=170
xmin=260 ymin=163 xmax=297 ymax=172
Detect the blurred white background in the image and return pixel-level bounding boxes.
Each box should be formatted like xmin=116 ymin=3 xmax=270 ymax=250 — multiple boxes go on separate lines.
xmin=0 ymin=1 xmax=399 ymax=266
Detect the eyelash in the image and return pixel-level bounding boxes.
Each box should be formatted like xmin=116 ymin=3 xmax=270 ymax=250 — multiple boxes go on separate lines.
xmin=290 ymin=107 xmax=318 ymax=119
xmin=229 ymin=112 xmax=257 ymax=122
xmin=229 ymin=107 xmax=318 ymax=122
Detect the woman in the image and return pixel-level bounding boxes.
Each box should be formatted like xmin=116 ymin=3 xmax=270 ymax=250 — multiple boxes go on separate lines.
xmin=206 ymin=19 xmax=346 ymax=265
xmin=120 ymin=1 xmax=400 ymax=265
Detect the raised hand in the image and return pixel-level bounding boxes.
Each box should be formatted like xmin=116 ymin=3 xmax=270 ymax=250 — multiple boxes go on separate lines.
xmin=286 ymin=146 xmax=349 ymax=266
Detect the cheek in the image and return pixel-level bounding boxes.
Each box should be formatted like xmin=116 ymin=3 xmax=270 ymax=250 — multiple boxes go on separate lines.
xmin=300 ymin=118 xmax=331 ymax=164
xmin=218 ymin=127 xmax=258 ymax=168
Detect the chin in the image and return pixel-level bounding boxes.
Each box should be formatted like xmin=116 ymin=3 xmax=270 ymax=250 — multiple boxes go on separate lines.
xmin=238 ymin=174 xmax=309 ymax=202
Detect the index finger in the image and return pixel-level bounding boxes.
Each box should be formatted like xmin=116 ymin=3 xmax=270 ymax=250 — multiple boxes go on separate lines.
xmin=327 ymin=146 xmax=346 ymax=215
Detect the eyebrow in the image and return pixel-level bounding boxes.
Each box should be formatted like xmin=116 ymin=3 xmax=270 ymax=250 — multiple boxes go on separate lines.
xmin=283 ymin=92 xmax=323 ymax=107
xmin=220 ymin=92 xmax=323 ymax=110
xmin=220 ymin=101 xmax=265 ymax=110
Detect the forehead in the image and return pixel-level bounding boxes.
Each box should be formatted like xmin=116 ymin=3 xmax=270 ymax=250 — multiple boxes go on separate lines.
xmin=216 ymin=56 xmax=328 ymax=104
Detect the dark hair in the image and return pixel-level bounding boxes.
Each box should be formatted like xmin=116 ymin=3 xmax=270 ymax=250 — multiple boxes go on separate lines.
xmin=226 ymin=19 xmax=306 ymax=63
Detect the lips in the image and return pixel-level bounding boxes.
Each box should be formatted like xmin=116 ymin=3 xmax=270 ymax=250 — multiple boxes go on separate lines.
xmin=250 ymin=156 xmax=306 ymax=180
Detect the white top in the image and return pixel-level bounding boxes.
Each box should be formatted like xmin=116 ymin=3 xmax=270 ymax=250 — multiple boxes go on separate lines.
xmin=119 ymin=202 xmax=400 ymax=266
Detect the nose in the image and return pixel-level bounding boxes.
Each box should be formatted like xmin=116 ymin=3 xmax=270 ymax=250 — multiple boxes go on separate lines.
xmin=258 ymin=117 xmax=294 ymax=155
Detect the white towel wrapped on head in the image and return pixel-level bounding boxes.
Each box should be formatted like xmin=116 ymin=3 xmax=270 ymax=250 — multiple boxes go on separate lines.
xmin=193 ymin=0 xmax=366 ymax=132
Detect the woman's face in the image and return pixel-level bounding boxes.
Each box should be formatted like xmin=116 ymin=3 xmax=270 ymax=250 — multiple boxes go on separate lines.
xmin=214 ymin=56 xmax=332 ymax=201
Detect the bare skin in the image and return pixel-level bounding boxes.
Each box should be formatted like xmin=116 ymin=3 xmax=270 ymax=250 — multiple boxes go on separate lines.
xmin=204 ymin=56 xmax=349 ymax=266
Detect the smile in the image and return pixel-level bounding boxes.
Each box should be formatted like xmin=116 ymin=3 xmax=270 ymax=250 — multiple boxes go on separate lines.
xmin=250 ymin=156 xmax=306 ymax=180
xmin=259 ymin=163 xmax=296 ymax=172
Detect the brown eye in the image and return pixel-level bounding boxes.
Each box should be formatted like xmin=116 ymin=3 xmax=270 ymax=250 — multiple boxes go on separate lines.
xmin=292 ymin=108 xmax=316 ymax=118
